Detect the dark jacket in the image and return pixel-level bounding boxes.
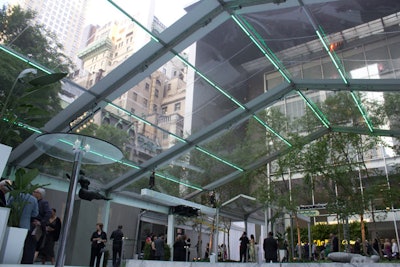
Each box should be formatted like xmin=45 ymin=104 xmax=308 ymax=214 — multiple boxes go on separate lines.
xmin=110 ymin=229 xmax=124 ymax=247
xmin=263 ymin=236 xmax=278 ymax=262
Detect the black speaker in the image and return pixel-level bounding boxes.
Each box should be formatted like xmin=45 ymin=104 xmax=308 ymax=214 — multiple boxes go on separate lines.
xmin=171 ymin=205 xmax=199 ymax=217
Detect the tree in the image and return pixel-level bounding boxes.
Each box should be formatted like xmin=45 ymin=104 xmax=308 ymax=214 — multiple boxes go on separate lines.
xmin=297 ymin=91 xmax=383 ymax=253
xmin=0 ymin=4 xmax=72 ymax=147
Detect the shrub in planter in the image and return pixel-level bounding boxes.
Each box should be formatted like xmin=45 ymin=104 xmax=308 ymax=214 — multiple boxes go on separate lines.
xmin=7 ymin=168 xmax=46 ymax=227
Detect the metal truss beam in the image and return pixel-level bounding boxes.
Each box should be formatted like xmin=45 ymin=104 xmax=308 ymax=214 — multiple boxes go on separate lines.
xmin=295 ymin=78 xmax=400 ymax=92
xmin=106 ymin=81 xmax=293 ymax=192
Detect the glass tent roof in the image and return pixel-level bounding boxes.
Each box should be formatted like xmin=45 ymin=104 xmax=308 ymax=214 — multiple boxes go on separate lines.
xmin=2 ymin=0 xmax=400 ymax=220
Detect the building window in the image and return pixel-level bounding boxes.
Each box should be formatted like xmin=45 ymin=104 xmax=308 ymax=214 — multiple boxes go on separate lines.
xmin=174 ymin=102 xmax=181 ymax=111
xmin=153 ymin=104 xmax=157 ymax=113
xmin=133 ymin=92 xmax=138 ymax=101
xmin=145 ymin=83 xmax=150 ymax=90
xmin=131 ymin=108 xmax=135 ymax=114
xmin=163 ymin=132 xmax=169 ymax=140
xmin=162 ymin=107 xmax=167 ymax=114
xmin=155 ymin=89 xmax=159 ymax=98
xmin=143 ymin=98 xmax=148 ymax=107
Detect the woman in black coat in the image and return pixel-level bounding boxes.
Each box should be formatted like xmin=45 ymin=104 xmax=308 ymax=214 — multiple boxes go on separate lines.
xmin=90 ymin=223 xmax=107 ymax=267
xmin=173 ymin=235 xmax=186 ymax=261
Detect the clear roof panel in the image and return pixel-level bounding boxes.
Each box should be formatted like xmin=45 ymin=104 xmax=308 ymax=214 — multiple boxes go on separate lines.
xmin=1 ymin=0 xmax=400 ymax=212
xmin=193 ymin=19 xmax=267 ymax=103
xmin=197 ymin=109 xmax=291 ymax=168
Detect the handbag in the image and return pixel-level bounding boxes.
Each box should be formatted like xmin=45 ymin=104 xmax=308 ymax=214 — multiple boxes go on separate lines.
xmin=31 ymin=224 xmax=42 ymax=241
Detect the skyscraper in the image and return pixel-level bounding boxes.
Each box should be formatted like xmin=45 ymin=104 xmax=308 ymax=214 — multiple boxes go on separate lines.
xmin=15 ymin=0 xmax=88 ymax=65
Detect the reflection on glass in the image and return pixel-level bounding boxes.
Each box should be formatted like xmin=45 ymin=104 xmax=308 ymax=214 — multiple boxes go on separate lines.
xmin=34 ymin=133 xmax=123 ymax=165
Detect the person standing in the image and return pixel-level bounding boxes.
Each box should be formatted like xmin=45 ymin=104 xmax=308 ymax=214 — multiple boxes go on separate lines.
xmin=39 ymin=208 xmax=61 ymax=264
xmin=239 ymin=231 xmax=249 ymax=262
xmin=204 ymin=242 xmax=210 ymax=259
xmin=330 ymin=233 xmax=339 ymax=252
xmin=9 ymin=192 xmax=39 ymax=264
xmin=110 ymin=225 xmax=124 ymax=267
xmin=33 ymin=188 xmax=52 ymax=261
xmin=373 ymin=238 xmax=381 ymax=256
xmin=90 ymin=223 xmax=107 ymax=267
xmin=383 ymin=238 xmax=392 ymax=259
xmin=0 ymin=179 xmax=12 ymax=207
xmin=353 ymin=238 xmax=361 ymax=254
xmin=311 ymin=241 xmax=317 ymax=261
xmin=173 ymin=234 xmax=186 ymax=261
xmin=263 ymin=231 xmax=278 ymax=263
xmin=154 ymin=233 xmax=165 ymax=260
xmin=185 ymin=237 xmax=191 ymax=261
xmin=150 ymin=235 xmax=157 ymax=260
xmin=392 ymin=239 xmax=399 ymax=259
xmin=249 ymin=234 xmax=256 ymax=262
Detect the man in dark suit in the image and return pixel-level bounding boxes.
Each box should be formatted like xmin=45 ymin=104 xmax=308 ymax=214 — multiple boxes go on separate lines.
xmin=32 ymin=188 xmax=52 ymax=261
xmin=330 ymin=233 xmax=339 ymax=252
xmin=110 ymin=225 xmax=124 ymax=267
xmin=263 ymin=231 xmax=278 ymax=263
xmin=239 ymin=232 xmax=249 ymax=262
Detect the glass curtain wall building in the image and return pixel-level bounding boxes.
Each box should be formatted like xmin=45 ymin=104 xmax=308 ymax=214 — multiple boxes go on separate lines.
xmin=1 ymin=0 xmax=400 ymax=263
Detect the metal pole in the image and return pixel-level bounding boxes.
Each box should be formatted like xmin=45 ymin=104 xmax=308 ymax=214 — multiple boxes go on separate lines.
xmin=214 ymin=207 xmax=219 ymax=262
xmin=381 ymin=146 xmax=400 ymax=247
xmin=55 ymin=141 xmax=84 ymax=267
xmin=308 ymin=222 xmax=311 ymax=260
xmin=0 ymin=69 xmax=37 ymax=121
xmin=392 ymin=210 xmax=400 ymax=251
xmin=167 ymin=214 xmax=175 ymax=261
xmin=290 ymin=216 xmax=294 ymax=261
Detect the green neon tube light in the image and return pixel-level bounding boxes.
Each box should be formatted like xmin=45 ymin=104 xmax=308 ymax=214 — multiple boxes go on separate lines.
xmin=350 ymin=92 xmax=374 ymax=132
xmin=1 ymin=14 xmax=285 ymax=188
xmin=315 ymin=28 xmax=373 ymax=131
xmin=2 ymin=117 xmax=44 ymax=134
xmin=107 ymin=0 xmax=159 ymax=43
xmin=59 ymin=136 xmax=200 ymax=189
xmin=175 ymin=52 xmax=291 ymax=147
xmin=119 ymin=161 xmax=141 ymax=169
xmin=154 ymin=172 xmax=203 ymax=191
xmin=175 ymin=54 xmax=246 ymax=110
xmin=57 ymin=128 xmax=200 ymax=189
xmin=0 ymin=45 xmax=52 ymax=74
xmin=251 ymin=115 xmax=292 ymax=147
xmin=231 ymin=15 xmax=292 ymax=83
xmin=315 ymin=30 xmax=348 ymax=85
xmin=107 ymin=102 xmax=187 ymax=143
xmin=58 ymin=138 xmax=141 ymax=169
xmin=195 ymin=146 xmax=244 ymax=172
xmin=296 ymin=91 xmax=330 ymax=128
xmin=108 ymin=102 xmax=246 ymax=171
xmin=17 ymin=123 xmax=43 ymax=134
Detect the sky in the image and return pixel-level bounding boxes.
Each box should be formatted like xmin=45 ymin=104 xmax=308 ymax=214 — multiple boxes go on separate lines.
xmin=0 ymin=0 xmax=197 ymax=28
xmin=86 ymin=0 xmax=197 ymax=27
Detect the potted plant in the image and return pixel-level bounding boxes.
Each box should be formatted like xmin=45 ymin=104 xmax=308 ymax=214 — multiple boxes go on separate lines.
xmin=6 ymin=168 xmax=43 ymax=227
xmin=0 ymin=167 xmax=47 ymax=264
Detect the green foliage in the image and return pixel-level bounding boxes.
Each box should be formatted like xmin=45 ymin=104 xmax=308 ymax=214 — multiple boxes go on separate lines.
xmin=164 ymin=243 xmax=171 ymax=261
xmin=286 ymin=222 xmax=367 ymax=244
xmin=143 ymin=242 xmax=151 ymax=260
xmin=7 ymin=168 xmax=48 ymax=227
xmin=0 ymin=5 xmax=72 ymax=72
xmin=0 ymin=4 xmax=72 ymax=147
